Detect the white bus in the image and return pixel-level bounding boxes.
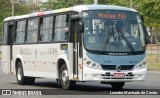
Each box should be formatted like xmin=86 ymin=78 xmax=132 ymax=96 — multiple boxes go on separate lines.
xmin=2 ymin=5 xmax=150 ymax=89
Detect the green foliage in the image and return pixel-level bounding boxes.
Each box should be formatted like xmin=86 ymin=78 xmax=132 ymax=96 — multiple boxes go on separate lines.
xmin=15 ymin=4 xmax=32 ymax=16
xmin=135 ymin=0 xmax=160 ymax=27
xmin=0 ymin=0 xmax=11 ymax=23
xmin=41 ymin=0 xmax=160 ymax=32
xmin=0 ymin=0 xmax=33 ymax=38
xmin=41 ymin=0 xmax=84 ymax=9
xmin=0 ymin=0 xmax=11 ymax=38
xmin=106 ymin=0 xmax=130 ymax=7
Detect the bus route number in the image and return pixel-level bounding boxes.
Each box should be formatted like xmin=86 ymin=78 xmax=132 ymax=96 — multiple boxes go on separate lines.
xmin=48 ymin=48 xmax=57 ymax=55
xmin=98 ymin=13 xmax=126 ymax=19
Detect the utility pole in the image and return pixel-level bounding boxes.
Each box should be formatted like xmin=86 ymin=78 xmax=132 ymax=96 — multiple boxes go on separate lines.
xmin=12 ymin=0 xmax=15 ymax=16
xmin=94 ymin=0 xmax=98 ymax=4
xmin=130 ymin=0 xmax=133 ymax=8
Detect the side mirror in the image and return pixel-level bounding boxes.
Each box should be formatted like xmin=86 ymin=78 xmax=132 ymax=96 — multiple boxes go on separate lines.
xmin=145 ymin=33 xmax=150 ymax=45
xmin=71 ymin=15 xmax=84 ymax=33
xmin=144 ymin=26 xmax=150 ymax=44
xmin=76 ymin=21 xmax=84 ymax=33
xmin=140 ymin=15 xmax=144 ymax=22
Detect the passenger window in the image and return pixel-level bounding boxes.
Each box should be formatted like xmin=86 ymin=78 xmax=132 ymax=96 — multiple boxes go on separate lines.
xmin=2 ymin=22 xmax=8 ymax=45
xmin=14 ymin=20 xmax=26 ymax=44
xmin=39 ymin=16 xmax=53 ymax=42
xmin=53 ymin=14 xmax=69 ymax=41
xmin=26 ymin=19 xmax=38 ymax=43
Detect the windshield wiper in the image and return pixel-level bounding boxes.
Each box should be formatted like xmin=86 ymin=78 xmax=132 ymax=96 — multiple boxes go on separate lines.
xmin=101 ymin=29 xmax=114 ymax=53
xmin=118 ymin=31 xmax=136 ymax=55
xmin=101 ymin=29 xmax=136 ymax=55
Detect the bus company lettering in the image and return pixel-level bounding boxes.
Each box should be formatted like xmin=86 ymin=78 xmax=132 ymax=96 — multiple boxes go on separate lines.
xmin=20 ymin=47 xmax=31 ymax=55
xmin=40 ymin=51 xmax=48 ymax=56
xmin=109 ymin=53 xmax=128 ymax=56
xmin=48 ymin=48 xmax=57 ymax=55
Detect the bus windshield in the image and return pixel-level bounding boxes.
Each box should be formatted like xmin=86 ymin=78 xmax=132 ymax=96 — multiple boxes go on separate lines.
xmin=82 ymin=10 xmax=146 ymax=54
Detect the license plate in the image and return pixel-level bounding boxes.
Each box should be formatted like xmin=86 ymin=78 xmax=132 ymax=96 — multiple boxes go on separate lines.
xmin=114 ymin=73 xmax=125 ymax=78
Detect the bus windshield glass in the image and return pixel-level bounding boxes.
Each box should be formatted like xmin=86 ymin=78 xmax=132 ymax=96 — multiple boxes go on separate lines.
xmin=82 ymin=10 xmax=146 ymax=53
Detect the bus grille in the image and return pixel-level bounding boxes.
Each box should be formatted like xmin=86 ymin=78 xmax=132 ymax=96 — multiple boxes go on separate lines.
xmin=101 ymin=65 xmax=134 ymax=70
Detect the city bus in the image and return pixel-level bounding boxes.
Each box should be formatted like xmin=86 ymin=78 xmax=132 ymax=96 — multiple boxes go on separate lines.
xmin=2 ymin=5 xmax=150 ymax=89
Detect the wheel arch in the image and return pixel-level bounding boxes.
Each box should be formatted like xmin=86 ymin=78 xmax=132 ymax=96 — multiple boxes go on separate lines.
xmin=14 ymin=55 xmax=24 ymax=74
xmin=56 ymin=55 xmax=70 ymax=79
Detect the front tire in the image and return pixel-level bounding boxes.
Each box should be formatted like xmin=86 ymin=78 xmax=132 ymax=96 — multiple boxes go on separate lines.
xmin=16 ymin=62 xmax=35 ymax=85
xmin=60 ymin=64 xmax=76 ymax=90
xmin=111 ymin=82 xmax=125 ymax=89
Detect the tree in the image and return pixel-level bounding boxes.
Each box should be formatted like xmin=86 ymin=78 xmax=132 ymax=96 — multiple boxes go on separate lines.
xmin=41 ymin=0 xmax=84 ymax=10
xmin=135 ymin=0 xmax=160 ymax=44
xmin=15 ymin=4 xmax=32 ymax=15
xmin=0 ymin=0 xmax=34 ymax=38
xmin=135 ymin=0 xmax=160 ymax=26
xmin=0 ymin=0 xmax=11 ymax=38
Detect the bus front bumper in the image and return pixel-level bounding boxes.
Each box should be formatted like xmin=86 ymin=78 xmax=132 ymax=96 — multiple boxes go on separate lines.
xmin=82 ymin=66 xmax=147 ymax=82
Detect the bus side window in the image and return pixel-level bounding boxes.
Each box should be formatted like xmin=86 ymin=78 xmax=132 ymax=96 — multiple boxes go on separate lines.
xmin=26 ymin=19 xmax=38 ymax=43
xmin=53 ymin=14 xmax=69 ymax=41
xmin=14 ymin=20 xmax=26 ymax=44
xmin=2 ymin=22 xmax=8 ymax=45
xmin=39 ymin=16 xmax=53 ymax=42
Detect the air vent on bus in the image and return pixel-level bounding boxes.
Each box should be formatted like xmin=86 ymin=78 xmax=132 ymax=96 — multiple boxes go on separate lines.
xmin=101 ymin=65 xmax=134 ymax=70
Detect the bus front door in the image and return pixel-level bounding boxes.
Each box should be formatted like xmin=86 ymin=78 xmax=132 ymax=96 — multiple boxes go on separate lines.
xmin=72 ymin=19 xmax=83 ymax=80
xmin=8 ymin=21 xmax=15 ymax=74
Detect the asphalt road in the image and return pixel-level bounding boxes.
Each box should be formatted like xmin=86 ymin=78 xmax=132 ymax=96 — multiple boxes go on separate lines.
xmin=0 ymin=60 xmax=160 ymax=98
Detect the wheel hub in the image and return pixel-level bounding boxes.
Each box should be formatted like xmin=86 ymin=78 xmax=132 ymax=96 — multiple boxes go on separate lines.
xmin=17 ymin=67 xmax=22 ymax=81
xmin=61 ymin=70 xmax=69 ymax=85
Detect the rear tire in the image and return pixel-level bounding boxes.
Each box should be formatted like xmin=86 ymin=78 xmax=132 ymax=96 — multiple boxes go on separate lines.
xmin=56 ymin=79 xmax=62 ymax=87
xmin=60 ymin=64 xmax=76 ymax=90
xmin=111 ymin=82 xmax=125 ymax=89
xmin=16 ymin=62 xmax=35 ymax=85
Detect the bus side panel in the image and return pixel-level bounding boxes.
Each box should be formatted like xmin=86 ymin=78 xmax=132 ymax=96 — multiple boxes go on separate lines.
xmin=12 ymin=43 xmax=74 ymax=79
xmin=12 ymin=44 xmax=52 ymax=78
xmin=62 ymin=43 xmax=74 ymax=80
xmin=2 ymin=46 xmax=10 ymax=74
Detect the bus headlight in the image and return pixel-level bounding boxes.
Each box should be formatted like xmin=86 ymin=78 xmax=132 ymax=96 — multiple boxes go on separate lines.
xmin=86 ymin=61 xmax=91 ymax=65
xmin=92 ymin=63 xmax=102 ymax=69
xmin=134 ymin=61 xmax=146 ymax=70
xmin=85 ymin=61 xmax=102 ymax=70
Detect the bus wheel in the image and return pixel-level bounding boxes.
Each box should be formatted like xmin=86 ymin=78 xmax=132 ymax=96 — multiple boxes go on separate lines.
xmin=16 ymin=62 xmax=35 ymax=85
xmin=110 ymin=82 xmax=125 ymax=89
xmin=56 ymin=79 xmax=61 ymax=87
xmin=60 ymin=64 xmax=75 ymax=90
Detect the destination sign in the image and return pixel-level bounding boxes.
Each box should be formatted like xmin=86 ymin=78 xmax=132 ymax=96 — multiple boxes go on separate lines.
xmin=98 ymin=13 xmax=127 ymax=19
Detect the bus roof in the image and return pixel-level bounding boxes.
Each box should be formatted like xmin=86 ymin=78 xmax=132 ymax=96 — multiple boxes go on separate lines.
xmin=73 ymin=5 xmax=137 ymax=12
xmin=4 ymin=4 xmax=137 ymax=21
